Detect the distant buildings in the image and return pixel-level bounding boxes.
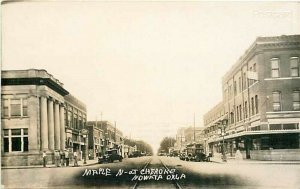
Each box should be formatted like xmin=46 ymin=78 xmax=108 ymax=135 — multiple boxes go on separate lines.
xmin=174 ymin=127 xmax=204 ymax=152
xmin=86 ymin=121 xmax=124 ymax=158
xmin=203 ymin=35 xmax=300 ymax=160
xmin=1 ymin=69 xmax=87 ymax=166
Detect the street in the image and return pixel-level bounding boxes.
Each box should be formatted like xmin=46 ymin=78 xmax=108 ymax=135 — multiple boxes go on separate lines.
xmin=2 ymin=156 xmax=300 ymax=189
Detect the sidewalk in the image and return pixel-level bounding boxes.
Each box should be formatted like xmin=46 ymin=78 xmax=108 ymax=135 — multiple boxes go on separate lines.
xmin=210 ymin=156 xmax=300 ymax=164
xmin=1 ymin=159 xmax=99 ymax=170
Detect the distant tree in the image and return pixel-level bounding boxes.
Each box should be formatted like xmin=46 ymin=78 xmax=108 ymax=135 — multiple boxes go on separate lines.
xmin=124 ymin=138 xmax=153 ymax=154
xmin=158 ymin=137 xmax=176 ymax=153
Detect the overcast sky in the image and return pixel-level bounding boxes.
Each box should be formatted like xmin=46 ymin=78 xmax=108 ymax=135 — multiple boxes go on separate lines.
xmin=2 ymin=1 xmax=299 ymax=152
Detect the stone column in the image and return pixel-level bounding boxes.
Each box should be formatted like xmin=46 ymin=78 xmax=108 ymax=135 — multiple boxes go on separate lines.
xmin=40 ymin=96 xmax=48 ymax=151
xmin=60 ymin=104 xmax=66 ymax=150
xmin=48 ymin=98 xmax=55 ymax=150
xmin=54 ymin=101 xmax=61 ymax=150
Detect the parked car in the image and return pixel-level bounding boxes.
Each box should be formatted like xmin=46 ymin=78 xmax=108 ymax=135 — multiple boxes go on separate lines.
xmin=98 ymin=149 xmax=123 ymax=164
xmin=129 ymin=150 xmax=142 ymax=158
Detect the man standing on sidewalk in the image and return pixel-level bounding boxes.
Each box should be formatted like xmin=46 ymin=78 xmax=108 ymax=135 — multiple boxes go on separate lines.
xmin=42 ymin=151 xmax=47 ymax=167
xmin=73 ymin=151 xmax=78 ymax=167
xmin=65 ymin=149 xmax=70 ymax=167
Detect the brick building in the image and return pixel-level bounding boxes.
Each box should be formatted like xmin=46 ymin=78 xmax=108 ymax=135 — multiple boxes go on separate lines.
xmin=203 ymin=35 xmax=300 ymax=160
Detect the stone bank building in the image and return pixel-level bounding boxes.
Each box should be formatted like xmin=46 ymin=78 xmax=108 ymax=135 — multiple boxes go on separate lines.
xmin=1 ymin=69 xmax=87 ymax=166
xmin=203 ymin=35 xmax=300 ymax=161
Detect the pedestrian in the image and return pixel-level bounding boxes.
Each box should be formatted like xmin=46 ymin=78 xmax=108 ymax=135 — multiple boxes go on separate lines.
xmin=73 ymin=151 xmax=78 ymax=167
xmin=42 ymin=151 xmax=47 ymax=167
xmin=60 ymin=150 xmax=65 ymax=166
xmin=65 ymin=149 xmax=70 ymax=166
xmin=55 ymin=150 xmax=60 ymax=167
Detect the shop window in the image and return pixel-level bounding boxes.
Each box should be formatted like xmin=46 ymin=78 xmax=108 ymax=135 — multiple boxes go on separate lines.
xmin=271 ymin=58 xmax=280 ymax=78
xmin=270 ymin=124 xmax=282 ymax=130
xmin=273 ymin=92 xmax=281 ymax=111
xmin=283 ymin=124 xmax=297 ymax=130
xmin=290 ymin=57 xmax=299 ymax=77
xmin=293 ymin=91 xmax=300 ymax=110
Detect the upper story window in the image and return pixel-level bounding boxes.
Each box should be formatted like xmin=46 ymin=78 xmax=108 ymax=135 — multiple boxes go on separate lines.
xmin=273 ymin=91 xmax=281 ymax=111
xmin=2 ymin=97 xmax=28 ymax=118
xmin=255 ymin=95 xmax=259 ymax=114
xmin=234 ymin=81 xmax=237 ymax=96
xmin=290 ymin=57 xmax=299 ymax=77
xmin=251 ymin=97 xmax=255 ymax=115
xmin=243 ymin=72 xmax=247 ymax=90
xmin=238 ymin=77 xmax=241 ymax=92
xmin=244 ymin=101 xmax=248 ymax=118
xmin=271 ymin=58 xmax=280 ymax=78
xmin=293 ymin=91 xmax=300 ymax=110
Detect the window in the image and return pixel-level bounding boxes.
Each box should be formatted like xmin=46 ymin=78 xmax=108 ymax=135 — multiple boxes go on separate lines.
xmin=251 ymin=97 xmax=255 ymax=115
xmin=2 ymin=99 xmax=9 ymax=117
xmin=273 ymin=92 xmax=281 ymax=111
xmin=253 ymin=63 xmax=256 ymax=72
xmin=239 ymin=104 xmax=242 ymax=120
xmin=290 ymin=57 xmax=299 ymax=77
xmin=255 ymin=95 xmax=259 ymax=114
xmin=230 ymin=112 xmax=234 ymax=124
xmin=3 ymin=128 xmax=28 ymax=153
xmin=11 ymin=99 xmax=21 ymax=117
xmin=68 ymin=111 xmax=72 ymax=127
xmin=293 ymin=91 xmax=300 ymax=110
xmin=244 ymin=101 xmax=248 ymax=118
xmin=1 ymin=97 xmax=28 ymax=118
xmin=271 ymin=58 xmax=280 ymax=78
xmin=238 ymin=77 xmax=241 ymax=92
xmin=236 ymin=106 xmax=239 ymax=122
xmin=234 ymin=81 xmax=237 ymax=96
xmin=243 ymin=72 xmax=247 ymax=90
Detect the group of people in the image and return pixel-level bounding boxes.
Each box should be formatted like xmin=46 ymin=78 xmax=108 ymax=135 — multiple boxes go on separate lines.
xmin=42 ymin=149 xmax=80 ymax=167
xmin=54 ymin=149 xmax=71 ymax=167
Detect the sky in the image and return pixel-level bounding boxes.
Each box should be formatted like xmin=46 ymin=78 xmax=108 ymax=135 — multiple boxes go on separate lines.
xmin=1 ymin=1 xmax=300 ymax=152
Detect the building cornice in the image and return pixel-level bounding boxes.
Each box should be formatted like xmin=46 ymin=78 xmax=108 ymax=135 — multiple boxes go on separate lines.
xmin=222 ymin=35 xmax=300 ymax=83
xmin=1 ymin=77 xmax=69 ymax=96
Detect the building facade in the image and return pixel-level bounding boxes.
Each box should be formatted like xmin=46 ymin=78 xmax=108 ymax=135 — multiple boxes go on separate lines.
xmin=1 ymin=69 xmax=87 ymax=166
xmin=174 ymin=127 xmax=187 ymax=152
xmin=203 ymin=35 xmax=300 ymax=161
xmin=86 ymin=124 xmax=104 ymax=159
xmin=86 ymin=121 xmax=124 ymax=156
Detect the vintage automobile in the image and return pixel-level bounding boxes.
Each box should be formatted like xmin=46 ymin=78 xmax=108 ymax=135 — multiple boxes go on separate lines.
xmin=186 ymin=143 xmax=210 ymax=162
xmin=129 ymin=150 xmax=142 ymax=158
xmin=98 ymin=149 xmax=123 ymax=164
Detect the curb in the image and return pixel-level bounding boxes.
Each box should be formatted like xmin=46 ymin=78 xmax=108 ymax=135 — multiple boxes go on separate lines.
xmin=1 ymin=162 xmax=99 ymax=170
